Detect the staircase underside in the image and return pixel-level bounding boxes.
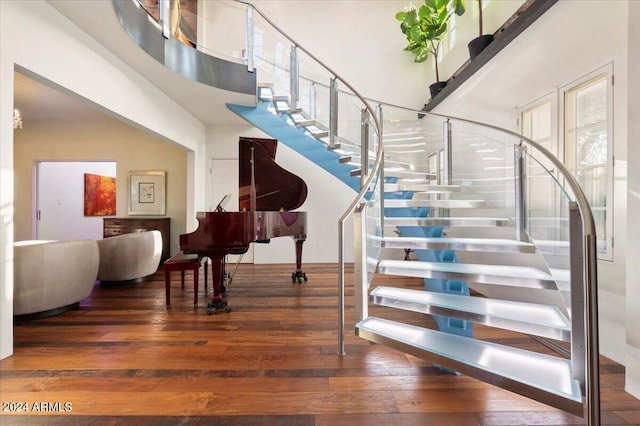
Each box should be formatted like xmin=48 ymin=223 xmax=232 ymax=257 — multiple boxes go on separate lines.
xmin=227 ymin=102 xmax=360 ymax=192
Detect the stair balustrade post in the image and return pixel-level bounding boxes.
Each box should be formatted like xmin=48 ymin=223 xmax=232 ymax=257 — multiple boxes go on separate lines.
xmin=353 ymin=205 xmax=368 ymax=325
xmin=375 ymin=104 xmax=382 ymax=154
xmin=570 ymin=202 xmax=601 ymax=425
xmin=338 ymin=215 xmax=346 ymax=356
xmin=309 ymin=82 xmax=316 ymax=118
xmin=443 ymin=119 xmax=452 ymax=186
xmin=585 ymin=233 xmax=601 ymax=426
xmin=360 ymin=108 xmax=370 ymax=187
xmin=376 ymin=105 xmax=385 ymax=236
xmin=568 ymin=202 xmax=587 ymax=390
xmin=245 ymin=5 xmax=254 ymax=73
xmin=289 ymin=46 xmax=299 ymax=109
xmin=514 ymin=145 xmax=528 ymax=241
xmin=159 ymin=0 xmax=170 ymax=39
xmin=329 ymin=77 xmax=338 ymax=149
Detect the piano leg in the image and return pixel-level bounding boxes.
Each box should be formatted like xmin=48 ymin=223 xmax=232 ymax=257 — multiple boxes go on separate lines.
xmin=291 ymin=236 xmax=307 ymax=284
xmin=207 ymin=257 xmax=232 ymax=315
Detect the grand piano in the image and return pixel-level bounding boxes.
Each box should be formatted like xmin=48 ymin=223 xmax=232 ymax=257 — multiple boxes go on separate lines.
xmin=180 ymin=137 xmax=308 ymax=314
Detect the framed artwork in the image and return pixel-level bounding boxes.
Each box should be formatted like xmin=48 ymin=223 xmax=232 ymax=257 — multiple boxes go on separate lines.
xmin=84 ymin=173 xmax=116 ymax=216
xmin=128 ymin=170 xmax=166 ymax=215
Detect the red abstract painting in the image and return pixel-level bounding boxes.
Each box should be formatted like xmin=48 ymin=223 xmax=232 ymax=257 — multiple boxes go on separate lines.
xmin=84 ymin=173 xmax=116 ymax=216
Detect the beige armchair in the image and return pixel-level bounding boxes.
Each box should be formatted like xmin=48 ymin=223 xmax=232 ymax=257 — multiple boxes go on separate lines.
xmin=97 ymin=230 xmax=163 ymax=283
xmin=14 ymin=239 xmax=99 ymax=318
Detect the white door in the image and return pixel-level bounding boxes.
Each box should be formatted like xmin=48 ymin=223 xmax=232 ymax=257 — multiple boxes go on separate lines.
xmin=210 ymin=158 xmax=253 ymax=263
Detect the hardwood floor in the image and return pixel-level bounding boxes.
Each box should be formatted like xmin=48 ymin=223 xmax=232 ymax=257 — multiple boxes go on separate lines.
xmin=1 ymin=263 xmax=639 ymax=425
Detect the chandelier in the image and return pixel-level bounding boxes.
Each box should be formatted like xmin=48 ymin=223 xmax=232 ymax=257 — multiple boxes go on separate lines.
xmin=13 ymin=108 xmax=23 ymax=130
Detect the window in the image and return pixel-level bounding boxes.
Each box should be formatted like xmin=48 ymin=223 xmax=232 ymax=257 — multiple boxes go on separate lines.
xmin=521 ymin=100 xmax=553 ymax=152
xmin=562 ymin=67 xmax=613 ymax=259
xmin=519 ymin=65 xmax=613 ymax=260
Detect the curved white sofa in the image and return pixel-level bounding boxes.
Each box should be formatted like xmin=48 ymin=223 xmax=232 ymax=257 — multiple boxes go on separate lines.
xmin=97 ymin=230 xmax=163 ymax=283
xmin=14 ymin=239 xmax=99 ymax=318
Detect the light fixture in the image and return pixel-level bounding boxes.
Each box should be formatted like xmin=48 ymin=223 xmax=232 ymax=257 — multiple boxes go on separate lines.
xmin=13 ymin=108 xmax=23 ymax=130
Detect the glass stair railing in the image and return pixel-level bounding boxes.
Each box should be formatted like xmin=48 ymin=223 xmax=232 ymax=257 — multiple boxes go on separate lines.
xmin=113 ymin=1 xmax=600 ymax=424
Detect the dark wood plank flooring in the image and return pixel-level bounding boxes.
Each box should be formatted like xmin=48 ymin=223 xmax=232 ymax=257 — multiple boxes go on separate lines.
xmin=1 ymin=263 xmax=639 ymax=425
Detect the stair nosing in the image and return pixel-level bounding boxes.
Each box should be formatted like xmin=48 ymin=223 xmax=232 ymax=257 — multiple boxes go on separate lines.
xmin=383 ymin=217 xmax=512 ymax=227
xmin=374 ymin=235 xmax=535 ymax=253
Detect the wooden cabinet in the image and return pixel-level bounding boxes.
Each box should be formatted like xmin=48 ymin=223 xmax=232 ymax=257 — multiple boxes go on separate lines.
xmin=103 ymin=217 xmax=171 ymax=262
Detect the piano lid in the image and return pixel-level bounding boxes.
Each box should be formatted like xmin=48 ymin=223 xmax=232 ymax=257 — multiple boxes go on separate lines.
xmin=238 ymin=137 xmax=308 ymax=212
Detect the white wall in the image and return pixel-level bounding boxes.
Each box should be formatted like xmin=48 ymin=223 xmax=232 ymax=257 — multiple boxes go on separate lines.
xmin=0 ymin=0 xmax=206 ymax=359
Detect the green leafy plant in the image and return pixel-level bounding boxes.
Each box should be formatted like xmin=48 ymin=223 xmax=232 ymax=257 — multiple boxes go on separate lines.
xmin=396 ymin=0 xmax=466 ymax=82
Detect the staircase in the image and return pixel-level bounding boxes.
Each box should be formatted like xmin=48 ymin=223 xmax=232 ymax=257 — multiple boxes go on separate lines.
xmin=227 ymin=83 xmax=596 ymax=417
xmin=115 ymin=1 xmax=601 ymax=424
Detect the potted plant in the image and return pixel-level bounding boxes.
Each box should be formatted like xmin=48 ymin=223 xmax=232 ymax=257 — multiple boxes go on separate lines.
xmin=396 ymin=0 xmax=466 ymax=98
xmin=467 ymin=0 xmax=493 ymax=60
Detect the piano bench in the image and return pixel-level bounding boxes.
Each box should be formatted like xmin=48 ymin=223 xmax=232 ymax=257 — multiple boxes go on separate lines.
xmin=163 ymin=253 xmax=208 ymax=306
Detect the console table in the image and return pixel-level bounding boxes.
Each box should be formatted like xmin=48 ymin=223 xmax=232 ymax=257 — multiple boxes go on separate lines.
xmin=103 ymin=217 xmax=171 ymax=262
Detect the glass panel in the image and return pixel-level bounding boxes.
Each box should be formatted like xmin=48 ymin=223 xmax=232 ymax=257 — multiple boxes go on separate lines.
xmin=140 ymin=0 xmax=248 ymax=63
xmin=448 ymin=120 xmax=515 ymax=218
xmin=530 ymin=104 xmax=551 ymax=142
xmin=364 ymin=163 xmax=383 ymax=286
xmin=577 ymin=124 xmax=607 ymax=166
xmin=524 ymin=152 xmax=572 ymax=311
xmin=576 ymin=80 xmax=606 ymax=128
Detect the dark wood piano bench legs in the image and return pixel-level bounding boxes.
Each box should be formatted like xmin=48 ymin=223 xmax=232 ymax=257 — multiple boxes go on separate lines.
xmin=164 ymin=254 xmax=208 ymax=307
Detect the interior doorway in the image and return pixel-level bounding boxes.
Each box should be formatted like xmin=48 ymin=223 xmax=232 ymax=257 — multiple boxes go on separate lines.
xmin=36 ymin=161 xmax=116 ymax=241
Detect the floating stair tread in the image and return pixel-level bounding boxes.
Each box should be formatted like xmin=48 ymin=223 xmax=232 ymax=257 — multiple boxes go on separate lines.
xmin=384 ymin=170 xmax=437 ymax=180
xmin=385 ymin=183 xmax=460 ymax=192
xmin=273 ymin=100 xmax=290 ymax=113
xmin=533 ymin=239 xmax=570 ymax=247
xmin=370 ymin=286 xmax=570 ymax=341
xmin=378 ymin=259 xmax=557 ymax=289
xmin=384 ymin=216 xmax=511 ymax=227
xmin=376 ymin=236 xmax=535 ymax=253
xmin=382 ymin=199 xmax=486 ymax=208
xmin=355 ymin=317 xmax=582 ymax=415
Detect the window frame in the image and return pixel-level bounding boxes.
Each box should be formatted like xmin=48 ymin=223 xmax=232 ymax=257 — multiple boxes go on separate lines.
xmin=560 ymin=64 xmax=614 ymax=261
xmin=519 ymin=64 xmax=613 ymax=261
